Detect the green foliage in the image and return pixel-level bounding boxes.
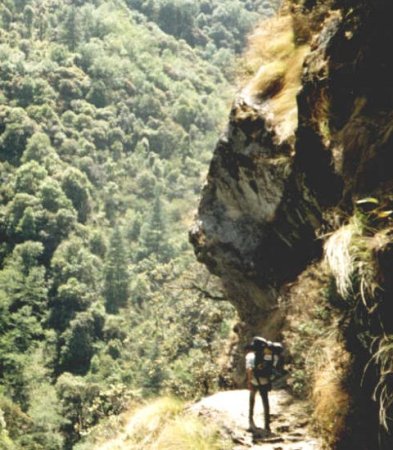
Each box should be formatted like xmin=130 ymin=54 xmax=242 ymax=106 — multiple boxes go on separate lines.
xmin=0 ymin=396 xmax=31 ymax=446
xmin=127 ymin=0 xmax=280 ymax=54
xmin=61 ymin=6 xmax=82 ymax=51
xmin=61 ymin=168 xmax=92 ymax=223
xmin=0 ymin=0 xmax=254 ymax=447
xmin=16 ymin=346 xmax=65 ymax=450
xmin=59 ymin=311 xmax=98 ymax=375
xmin=51 ymin=278 xmax=92 ymax=332
xmin=56 ymin=372 xmax=135 ymax=448
xmin=22 ymin=132 xmax=59 ymax=167
xmin=104 ymin=227 xmax=129 ymax=313
xmin=51 ymin=236 xmax=101 ymax=288
xmin=14 ymin=161 xmax=48 ymax=195
xmin=0 ymin=107 xmax=37 ymax=164
xmin=137 ymin=193 xmax=173 ymax=262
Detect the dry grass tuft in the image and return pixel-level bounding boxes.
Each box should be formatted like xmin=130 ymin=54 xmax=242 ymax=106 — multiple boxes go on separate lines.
xmin=92 ymin=397 xmax=230 ymax=450
xmin=240 ymin=15 xmax=310 ymax=143
xmin=324 ymin=222 xmax=358 ymax=299
xmin=243 ymin=16 xmax=296 ymax=74
xmin=151 ymin=415 xmax=229 ymax=450
xmin=324 ymin=214 xmax=378 ymax=308
xmin=311 ymin=335 xmax=351 ymax=446
xmin=270 ymin=45 xmax=309 ymax=141
xmin=371 ymin=335 xmax=393 ymax=431
xmin=122 ymin=397 xmax=183 ymax=448
xmin=247 ymin=61 xmax=287 ymax=100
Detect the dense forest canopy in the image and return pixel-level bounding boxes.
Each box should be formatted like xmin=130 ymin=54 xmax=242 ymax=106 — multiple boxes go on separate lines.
xmin=0 ymin=0 xmax=280 ymax=448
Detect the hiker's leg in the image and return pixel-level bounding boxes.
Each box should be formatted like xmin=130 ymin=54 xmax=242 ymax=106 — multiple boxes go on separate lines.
xmin=259 ymin=386 xmax=271 ymax=432
xmin=248 ymin=388 xmax=256 ymax=429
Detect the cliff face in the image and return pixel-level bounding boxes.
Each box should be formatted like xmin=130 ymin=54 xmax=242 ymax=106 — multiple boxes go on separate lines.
xmin=191 ymin=0 xmax=393 ymax=448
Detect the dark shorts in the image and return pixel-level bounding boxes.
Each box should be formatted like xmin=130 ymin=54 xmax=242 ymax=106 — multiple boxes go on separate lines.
xmin=257 ymin=383 xmax=272 ymax=393
xmin=251 ymin=382 xmax=271 ymax=393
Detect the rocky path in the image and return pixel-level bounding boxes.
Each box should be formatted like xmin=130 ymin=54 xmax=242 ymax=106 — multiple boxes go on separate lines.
xmin=190 ymin=389 xmax=322 ymax=450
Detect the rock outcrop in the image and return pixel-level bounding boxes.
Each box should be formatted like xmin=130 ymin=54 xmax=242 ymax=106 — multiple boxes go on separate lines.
xmin=190 ymin=93 xmax=322 ymax=335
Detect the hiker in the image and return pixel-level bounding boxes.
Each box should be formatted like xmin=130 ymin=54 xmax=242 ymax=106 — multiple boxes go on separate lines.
xmin=245 ymin=336 xmax=283 ymax=433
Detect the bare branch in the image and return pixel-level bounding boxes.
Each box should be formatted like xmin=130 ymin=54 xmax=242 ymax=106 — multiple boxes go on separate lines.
xmin=189 ymin=282 xmax=227 ymax=301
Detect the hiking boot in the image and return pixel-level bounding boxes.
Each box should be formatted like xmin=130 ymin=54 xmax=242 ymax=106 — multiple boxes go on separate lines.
xmin=247 ymin=419 xmax=256 ymax=431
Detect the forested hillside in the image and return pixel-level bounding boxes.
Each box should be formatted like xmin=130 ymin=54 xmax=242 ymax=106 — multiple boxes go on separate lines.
xmin=0 ymin=0 xmax=281 ymax=448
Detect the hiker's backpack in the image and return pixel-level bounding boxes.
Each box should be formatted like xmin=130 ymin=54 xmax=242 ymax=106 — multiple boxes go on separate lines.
xmin=252 ymin=337 xmax=283 ymax=379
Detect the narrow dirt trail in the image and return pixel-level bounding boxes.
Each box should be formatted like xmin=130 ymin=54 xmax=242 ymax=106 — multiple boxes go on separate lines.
xmin=190 ymin=389 xmax=322 ymax=450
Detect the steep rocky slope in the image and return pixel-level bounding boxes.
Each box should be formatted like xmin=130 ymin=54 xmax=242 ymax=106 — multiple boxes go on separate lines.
xmin=191 ymin=0 xmax=393 ymax=448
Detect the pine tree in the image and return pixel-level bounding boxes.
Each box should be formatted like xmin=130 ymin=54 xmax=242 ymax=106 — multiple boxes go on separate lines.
xmin=138 ymin=192 xmax=173 ymax=262
xmin=23 ymin=5 xmax=34 ymax=38
xmin=1 ymin=6 xmax=12 ymax=31
xmin=62 ymin=6 xmax=82 ymax=51
xmin=104 ymin=227 xmax=130 ymax=314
